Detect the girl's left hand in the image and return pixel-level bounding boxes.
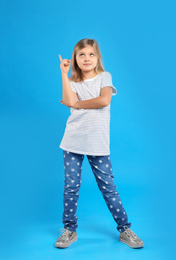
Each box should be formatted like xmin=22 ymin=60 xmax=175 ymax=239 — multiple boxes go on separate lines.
xmin=60 ymin=100 xmax=79 ymax=109
xmin=60 ymin=100 xmax=64 ymax=105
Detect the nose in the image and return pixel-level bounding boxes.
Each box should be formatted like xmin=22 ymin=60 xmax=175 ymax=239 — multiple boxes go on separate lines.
xmin=84 ymin=55 xmax=89 ymax=61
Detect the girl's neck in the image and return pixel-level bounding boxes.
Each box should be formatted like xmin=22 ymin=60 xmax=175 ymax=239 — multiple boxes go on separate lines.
xmin=82 ymin=70 xmax=98 ymax=80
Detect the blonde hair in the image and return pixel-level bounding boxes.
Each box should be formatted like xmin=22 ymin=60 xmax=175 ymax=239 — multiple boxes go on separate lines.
xmin=69 ymin=38 xmax=105 ymax=82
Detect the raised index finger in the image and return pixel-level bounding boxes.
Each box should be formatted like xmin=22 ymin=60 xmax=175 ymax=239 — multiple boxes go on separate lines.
xmin=58 ymin=54 xmax=62 ymax=62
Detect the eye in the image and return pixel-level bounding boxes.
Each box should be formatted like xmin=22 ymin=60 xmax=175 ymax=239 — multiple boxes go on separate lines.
xmin=79 ymin=53 xmax=94 ymax=56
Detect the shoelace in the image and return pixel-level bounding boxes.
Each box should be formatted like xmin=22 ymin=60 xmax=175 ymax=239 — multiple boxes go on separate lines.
xmin=60 ymin=228 xmax=69 ymax=237
xmin=59 ymin=228 xmax=73 ymax=237
xmin=123 ymin=226 xmax=141 ymax=243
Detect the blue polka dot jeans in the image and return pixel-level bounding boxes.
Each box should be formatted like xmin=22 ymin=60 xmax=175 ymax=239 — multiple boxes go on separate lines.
xmin=62 ymin=150 xmax=132 ymax=233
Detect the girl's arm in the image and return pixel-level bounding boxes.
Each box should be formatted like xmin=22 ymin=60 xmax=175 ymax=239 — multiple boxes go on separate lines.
xmin=72 ymin=87 xmax=113 ymax=109
xmin=61 ymin=73 xmax=77 ymax=107
xmin=60 ymin=87 xmax=113 ymax=109
xmin=58 ymin=54 xmax=77 ymax=107
xmin=60 ymin=96 xmax=105 ymax=108
xmin=73 ymin=96 xmax=106 ymax=109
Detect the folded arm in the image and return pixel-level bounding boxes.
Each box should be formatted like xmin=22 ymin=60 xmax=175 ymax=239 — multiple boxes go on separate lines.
xmin=70 ymin=87 xmax=113 ymax=109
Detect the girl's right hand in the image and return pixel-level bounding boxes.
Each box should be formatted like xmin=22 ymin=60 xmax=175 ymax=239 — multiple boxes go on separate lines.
xmin=58 ymin=54 xmax=71 ymax=74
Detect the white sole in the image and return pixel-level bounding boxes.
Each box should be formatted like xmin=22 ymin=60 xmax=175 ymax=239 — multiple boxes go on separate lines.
xmin=119 ymin=238 xmax=144 ymax=248
xmin=55 ymin=236 xmax=78 ymax=248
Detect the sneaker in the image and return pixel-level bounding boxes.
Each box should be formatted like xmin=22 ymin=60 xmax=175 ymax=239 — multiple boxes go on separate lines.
xmin=55 ymin=228 xmax=78 ymax=248
xmin=119 ymin=225 xmax=144 ymax=248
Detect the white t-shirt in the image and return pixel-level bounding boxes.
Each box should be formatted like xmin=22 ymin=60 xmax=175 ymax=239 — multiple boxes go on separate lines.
xmin=59 ymin=71 xmax=117 ymax=155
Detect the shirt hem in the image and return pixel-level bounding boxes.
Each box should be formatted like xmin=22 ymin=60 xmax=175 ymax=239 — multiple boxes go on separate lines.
xmin=59 ymin=145 xmax=110 ymax=156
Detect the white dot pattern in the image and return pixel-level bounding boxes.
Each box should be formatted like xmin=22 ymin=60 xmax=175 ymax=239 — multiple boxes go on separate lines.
xmin=62 ymin=150 xmax=131 ymax=233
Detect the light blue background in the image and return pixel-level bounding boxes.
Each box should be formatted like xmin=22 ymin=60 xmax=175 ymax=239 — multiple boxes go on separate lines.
xmin=0 ymin=0 xmax=175 ymax=259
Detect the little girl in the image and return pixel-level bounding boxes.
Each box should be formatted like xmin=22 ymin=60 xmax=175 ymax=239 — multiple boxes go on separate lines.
xmin=55 ymin=38 xmax=144 ymax=249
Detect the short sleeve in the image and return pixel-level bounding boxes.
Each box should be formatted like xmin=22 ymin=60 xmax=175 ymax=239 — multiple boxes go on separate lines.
xmin=69 ymin=81 xmax=77 ymax=94
xmin=101 ymin=71 xmax=117 ymax=96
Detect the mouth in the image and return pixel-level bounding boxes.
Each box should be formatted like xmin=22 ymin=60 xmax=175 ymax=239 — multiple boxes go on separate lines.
xmin=84 ymin=64 xmax=91 ymax=66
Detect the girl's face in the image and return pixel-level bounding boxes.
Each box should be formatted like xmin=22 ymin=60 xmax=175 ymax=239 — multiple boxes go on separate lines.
xmin=76 ymin=45 xmax=98 ymax=73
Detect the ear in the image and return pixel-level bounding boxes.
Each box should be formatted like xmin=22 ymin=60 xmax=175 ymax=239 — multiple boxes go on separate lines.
xmin=100 ymin=87 xmax=113 ymax=105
